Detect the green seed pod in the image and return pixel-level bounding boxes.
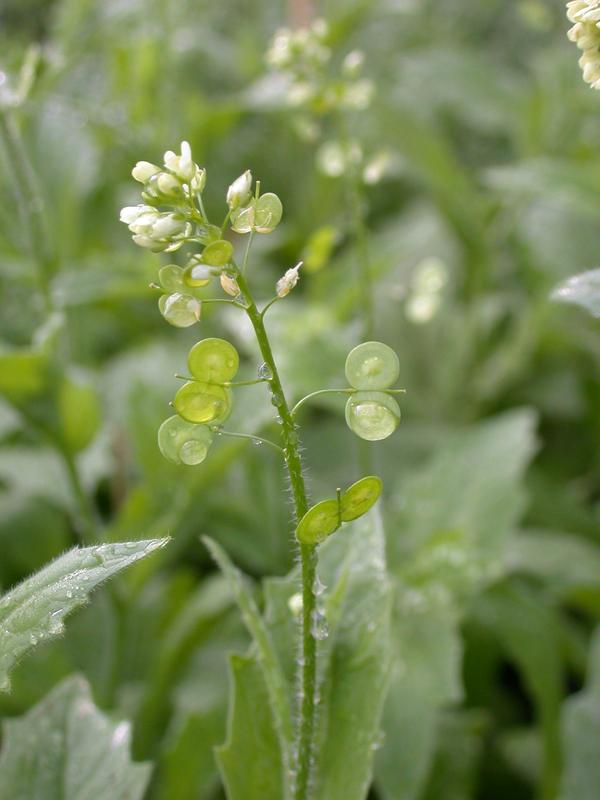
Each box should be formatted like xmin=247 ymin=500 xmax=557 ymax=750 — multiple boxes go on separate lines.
xmin=201 ymin=239 xmax=234 ymax=267
xmin=158 ymin=293 xmax=201 ymax=327
xmin=340 ymin=475 xmax=382 ymax=522
xmin=345 ymin=341 xmax=399 ymax=390
xmin=345 ymin=391 xmax=400 ymax=441
xmin=254 ymin=193 xmax=283 ymax=234
xmin=158 ymin=264 xmax=185 ymax=292
xmin=188 ymin=338 xmax=239 ymax=383
xmin=174 ymin=381 xmax=232 ymax=425
xmin=296 ymin=499 xmax=341 ymax=545
xmin=183 ymin=264 xmax=212 ymax=288
xmin=230 ymin=203 xmax=255 ymax=235
xmin=158 ymin=414 xmax=214 ymax=465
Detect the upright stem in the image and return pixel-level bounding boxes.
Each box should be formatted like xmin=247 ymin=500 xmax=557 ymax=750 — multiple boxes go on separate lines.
xmin=348 ymin=173 xmax=374 ymax=341
xmin=0 ymin=105 xmax=55 ymax=299
xmin=236 ymin=272 xmax=317 ymax=800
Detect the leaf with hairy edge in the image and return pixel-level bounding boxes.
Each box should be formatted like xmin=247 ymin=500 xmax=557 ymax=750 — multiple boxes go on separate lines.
xmin=0 ymin=537 xmax=169 ymax=691
xmin=0 ymin=674 xmax=151 ymax=800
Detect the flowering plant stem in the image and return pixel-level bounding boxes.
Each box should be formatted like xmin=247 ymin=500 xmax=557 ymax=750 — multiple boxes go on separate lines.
xmin=236 ymin=270 xmax=317 ymax=800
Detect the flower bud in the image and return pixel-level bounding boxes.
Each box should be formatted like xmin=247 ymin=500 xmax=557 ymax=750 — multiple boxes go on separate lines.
xmin=220 ymin=273 xmax=240 ymax=297
xmin=226 ymin=170 xmax=252 ymax=210
xmin=164 ymin=140 xmax=197 ymax=182
xmin=132 ymin=161 xmax=161 ymax=183
xmin=276 ymin=261 xmax=302 ymax=298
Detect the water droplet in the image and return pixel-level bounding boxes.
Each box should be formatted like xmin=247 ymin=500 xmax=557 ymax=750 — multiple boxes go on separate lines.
xmin=314 ymin=575 xmax=327 ymax=596
xmin=310 ymin=610 xmax=329 ymax=641
xmin=257 ymin=362 xmax=273 ymax=380
xmin=275 ymin=414 xmax=283 ymax=424
xmin=270 ymin=391 xmax=284 ymax=407
xmin=253 ymin=438 xmax=263 ymax=446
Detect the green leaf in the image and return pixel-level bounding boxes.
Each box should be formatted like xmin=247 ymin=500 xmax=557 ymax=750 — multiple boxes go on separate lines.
xmin=0 ymin=674 xmax=151 ymax=800
xmin=472 ymin=581 xmax=563 ymax=800
xmin=203 ymin=537 xmax=293 ymax=771
xmin=216 ymin=652 xmax=284 ymax=800
xmin=0 ymin=537 xmax=169 ymax=691
xmin=561 ymin=627 xmax=600 ymax=800
xmin=311 ymin=509 xmax=393 ymax=800
xmin=0 ymin=349 xmax=48 ymax=402
xmin=552 ymin=269 xmax=600 ymax=317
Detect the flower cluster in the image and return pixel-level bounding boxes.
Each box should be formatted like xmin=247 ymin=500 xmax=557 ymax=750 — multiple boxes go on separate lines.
xmin=120 ymin=141 xmax=287 ymax=327
xmin=265 ymin=20 xmax=390 ymax=185
xmin=266 ymin=19 xmax=373 ymax=116
xmin=567 ymin=0 xmax=600 ymax=89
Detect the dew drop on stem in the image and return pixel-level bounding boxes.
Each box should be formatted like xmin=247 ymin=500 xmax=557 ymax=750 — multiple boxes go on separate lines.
xmin=257 ymin=361 xmax=273 ymax=380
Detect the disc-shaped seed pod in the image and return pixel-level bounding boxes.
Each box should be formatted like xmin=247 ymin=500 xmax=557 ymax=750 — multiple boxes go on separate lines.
xmin=187 ymin=338 xmax=239 ymax=384
xmin=296 ymin=499 xmax=341 ymax=544
xmin=174 ymin=381 xmax=232 ymax=425
xmin=345 ymin=391 xmax=400 ymax=441
xmin=345 ymin=341 xmax=399 ymax=390
xmin=158 ymin=293 xmax=201 ymax=327
xmin=158 ymin=415 xmax=214 ymax=465
xmin=340 ymin=475 xmax=382 ymax=522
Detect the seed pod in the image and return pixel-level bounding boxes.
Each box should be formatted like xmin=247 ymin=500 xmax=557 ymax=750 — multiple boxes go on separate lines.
xmin=254 ymin=193 xmax=283 ymax=233
xmin=220 ymin=273 xmax=240 ymax=297
xmin=158 ymin=415 xmax=214 ymax=465
xmin=340 ymin=475 xmax=382 ymax=522
xmin=158 ymin=265 xmax=185 ymax=293
xmin=296 ymin=499 xmax=341 ymax=544
xmin=174 ymin=381 xmax=232 ymax=425
xmin=158 ymin=293 xmax=201 ymax=327
xmin=345 ymin=341 xmax=399 ymax=390
xmin=345 ymin=391 xmax=400 ymax=441
xmin=187 ymin=338 xmax=239 ymax=384
xmin=201 ymin=239 xmax=234 ymax=267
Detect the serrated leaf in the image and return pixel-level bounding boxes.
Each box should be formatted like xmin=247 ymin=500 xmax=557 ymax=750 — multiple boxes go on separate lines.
xmin=216 ymin=652 xmax=283 ymax=800
xmin=0 ymin=537 xmax=169 ymax=691
xmin=0 ymin=674 xmax=151 ymax=800
xmin=561 ymin=628 xmax=600 ymax=800
xmin=551 ymin=269 xmax=600 ymax=317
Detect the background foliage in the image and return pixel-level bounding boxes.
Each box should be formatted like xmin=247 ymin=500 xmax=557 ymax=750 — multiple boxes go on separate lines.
xmin=1 ymin=0 xmax=600 ymax=798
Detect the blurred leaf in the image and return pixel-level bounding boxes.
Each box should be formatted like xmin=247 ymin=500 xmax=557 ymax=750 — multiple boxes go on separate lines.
xmin=471 ymin=581 xmax=563 ymax=800
xmin=561 ymin=627 xmax=600 ymax=800
xmin=0 ymin=537 xmax=169 ymax=691
xmin=0 ymin=348 xmax=48 ymax=402
xmin=0 ymin=674 xmax=151 ymax=800
xmin=58 ymin=375 xmax=101 ymax=453
xmin=552 ymin=269 xmax=600 ymax=318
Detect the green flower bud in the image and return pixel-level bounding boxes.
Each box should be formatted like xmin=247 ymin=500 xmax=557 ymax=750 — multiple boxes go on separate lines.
xmin=227 ymin=170 xmax=252 ymax=210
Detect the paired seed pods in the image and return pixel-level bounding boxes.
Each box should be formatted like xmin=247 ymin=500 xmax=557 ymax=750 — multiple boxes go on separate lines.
xmin=344 ymin=342 xmax=402 ymax=441
xmin=296 ymin=475 xmax=382 ymax=544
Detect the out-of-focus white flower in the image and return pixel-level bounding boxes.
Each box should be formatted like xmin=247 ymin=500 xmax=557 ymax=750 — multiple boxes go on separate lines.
xmin=132 ymin=161 xmax=161 ymax=183
xmin=227 ymin=170 xmax=252 ymax=210
xmin=342 ymin=50 xmax=365 ymax=77
xmin=362 ymin=151 xmax=391 ymax=185
xmin=567 ymin=0 xmax=600 ymax=89
xmin=276 ymin=261 xmax=303 ymax=298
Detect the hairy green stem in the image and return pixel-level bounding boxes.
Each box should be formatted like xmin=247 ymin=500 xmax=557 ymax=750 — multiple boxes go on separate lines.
xmin=236 ymin=271 xmax=317 ymax=800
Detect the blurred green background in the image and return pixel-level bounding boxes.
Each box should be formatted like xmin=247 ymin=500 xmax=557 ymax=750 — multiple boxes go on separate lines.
xmin=1 ymin=0 xmax=600 ymax=798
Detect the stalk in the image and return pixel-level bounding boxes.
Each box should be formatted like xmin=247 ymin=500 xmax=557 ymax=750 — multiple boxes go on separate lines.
xmin=236 ymin=271 xmax=317 ymax=800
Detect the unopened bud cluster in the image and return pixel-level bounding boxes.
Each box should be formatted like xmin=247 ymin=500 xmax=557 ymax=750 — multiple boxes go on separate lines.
xmin=567 ymin=0 xmax=600 ymax=89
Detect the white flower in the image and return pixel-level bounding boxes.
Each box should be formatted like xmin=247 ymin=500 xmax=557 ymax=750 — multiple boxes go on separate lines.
xmin=120 ymin=205 xmax=190 ymax=250
xmin=567 ymin=0 xmax=600 ymax=89
xmin=227 ymin=170 xmax=252 ymax=210
xmin=131 ymin=161 xmax=161 ymax=183
xmin=276 ymin=261 xmax=303 ymax=298
xmin=164 ymin=140 xmax=196 ymax=182
xmin=342 ymin=50 xmax=365 ymax=77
